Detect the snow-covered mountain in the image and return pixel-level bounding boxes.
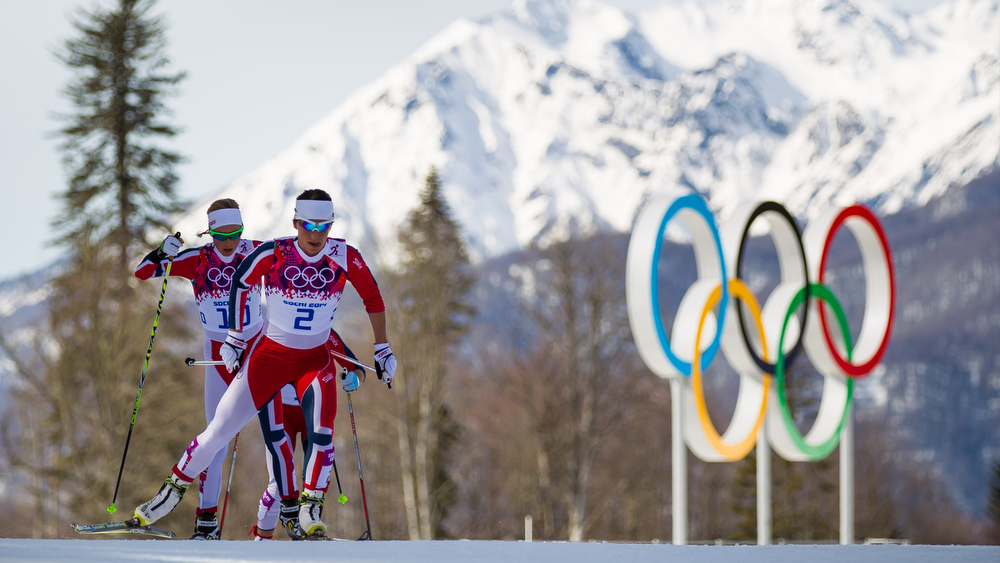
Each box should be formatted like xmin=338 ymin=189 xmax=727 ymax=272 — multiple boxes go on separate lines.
xmin=172 ymin=0 xmax=998 ymax=264
xmin=640 ymin=0 xmax=999 ymax=214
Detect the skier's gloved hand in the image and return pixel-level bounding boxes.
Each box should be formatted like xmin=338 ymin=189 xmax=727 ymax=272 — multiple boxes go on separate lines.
xmin=221 ymin=333 xmax=246 ymax=372
xmin=159 ymin=233 xmax=183 ymax=258
xmin=340 ymin=368 xmax=361 ymax=392
xmin=373 ymin=343 xmax=396 ymax=387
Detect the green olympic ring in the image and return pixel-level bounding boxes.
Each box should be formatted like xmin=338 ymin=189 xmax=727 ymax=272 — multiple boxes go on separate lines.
xmin=774 ymin=283 xmax=853 ymax=461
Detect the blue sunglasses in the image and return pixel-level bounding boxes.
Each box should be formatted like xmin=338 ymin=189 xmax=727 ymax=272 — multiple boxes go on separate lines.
xmin=300 ymin=219 xmax=332 ymax=232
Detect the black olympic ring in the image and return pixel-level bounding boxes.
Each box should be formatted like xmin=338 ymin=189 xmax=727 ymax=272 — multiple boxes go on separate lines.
xmin=284 ymin=265 xmax=335 ymax=289
xmin=732 ymin=201 xmax=810 ymax=374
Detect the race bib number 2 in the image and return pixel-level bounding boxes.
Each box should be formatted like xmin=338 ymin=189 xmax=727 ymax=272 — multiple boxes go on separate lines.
xmin=294 ymin=307 xmax=314 ymax=330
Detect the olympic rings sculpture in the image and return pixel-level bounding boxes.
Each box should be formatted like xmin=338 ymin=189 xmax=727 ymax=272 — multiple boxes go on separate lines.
xmin=626 ymin=194 xmax=894 ymax=462
xmin=284 ymin=265 xmax=335 ymax=289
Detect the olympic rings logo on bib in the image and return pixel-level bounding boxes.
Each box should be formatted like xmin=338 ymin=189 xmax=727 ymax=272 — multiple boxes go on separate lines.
xmin=207 ymin=266 xmax=237 ymax=289
xmin=626 ymin=194 xmax=895 ymax=462
xmin=284 ymin=265 xmax=335 ymax=289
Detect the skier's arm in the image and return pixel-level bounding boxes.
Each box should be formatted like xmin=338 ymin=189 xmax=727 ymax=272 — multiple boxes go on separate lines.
xmin=345 ymin=245 xmax=394 ymax=385
xmin=368 ymin=312 xmax=387 ymax=345
xmin=345 ymin=245 xmax=386 ymax=342
xmin=134 ymin=246 xmax=199 ymax=281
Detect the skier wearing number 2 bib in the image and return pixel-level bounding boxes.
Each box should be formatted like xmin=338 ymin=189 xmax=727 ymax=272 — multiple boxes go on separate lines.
xmin=134 ymin=198 xmax=264 ymax=540
xmin=133 ymin=188 xmax=397 ymax=539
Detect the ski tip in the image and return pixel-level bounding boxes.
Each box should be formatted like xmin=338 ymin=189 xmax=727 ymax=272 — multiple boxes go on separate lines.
xmin=338 ymin=494 xmax=348 ymax=505
xmin=107 ymin=504 xmax=117 ymax=515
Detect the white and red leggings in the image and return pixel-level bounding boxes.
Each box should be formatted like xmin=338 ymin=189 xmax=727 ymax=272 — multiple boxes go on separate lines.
xmin=170 ymin=337 xmax=337 ymax=494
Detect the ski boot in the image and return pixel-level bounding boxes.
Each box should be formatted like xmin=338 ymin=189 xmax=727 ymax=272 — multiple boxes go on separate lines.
xmin=279 ymin=498 xmax=305 ymax=540
xmin=134 ymin=474 xmax=189 ymax=525
xmin=299 ymin=489 xmax=327 ymax=538
xmin=190 ymin=509 xmax=220 ymax=540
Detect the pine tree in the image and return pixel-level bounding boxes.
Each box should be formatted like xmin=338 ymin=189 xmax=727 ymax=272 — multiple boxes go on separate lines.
xmin=770 ymin=361 xmax=838 ymax=541
xmin=55 ymin=0 xmax=186 ymax=275
xmin=730 ymin=450 xmax=757 ymax=541
xmin=0 ymin=0 xmax=201 ymax=536
xmin=389 ymin=166 xmax=475 ymax=538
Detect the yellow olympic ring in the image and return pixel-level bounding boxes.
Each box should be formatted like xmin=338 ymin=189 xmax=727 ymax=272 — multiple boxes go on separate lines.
xmin=687 ymin=279 xmax=770 ymax=462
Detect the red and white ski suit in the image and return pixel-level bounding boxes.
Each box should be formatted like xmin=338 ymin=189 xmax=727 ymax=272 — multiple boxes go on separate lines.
xmin=135 ymin=240 xmax=264 ymax=513
xmin=169 ymin=237 xmax=383 ymax=495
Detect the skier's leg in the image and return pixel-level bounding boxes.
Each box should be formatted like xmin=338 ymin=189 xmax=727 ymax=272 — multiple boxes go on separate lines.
xmin=251 ymin=479 xmax=280 ymax=540
xmin=134 ymin=367 xmax=258 ymax=525
xmin=257 ymin=391 xmax=306 ymax=539
xmin=282 ymin=403 xmax=308 ymax=484
xmin=299 ymin=373 xmax=337 ymax=493
xmin=198 ymin=363 xmax=228 ymax=511
xmin=257 ymin=395 xmax=298 ymax=499
xmin=192 ymin=351 xmax=229 ymax=539
xmin=296 ymin=368 xmax=337 ymax=536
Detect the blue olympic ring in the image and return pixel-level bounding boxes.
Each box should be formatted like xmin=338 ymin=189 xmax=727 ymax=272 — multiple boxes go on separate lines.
xmin=649 ymin=194 xmax=728 ymax=376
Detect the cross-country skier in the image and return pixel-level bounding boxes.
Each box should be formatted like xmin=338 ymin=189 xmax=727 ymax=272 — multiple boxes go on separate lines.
xmin=133 ymin=188 xmax=396 ymax=539
xmin=134 ymin=198 xmax=264 ymax=540
xmin=250 ymin=329 xmax=365 ymax=540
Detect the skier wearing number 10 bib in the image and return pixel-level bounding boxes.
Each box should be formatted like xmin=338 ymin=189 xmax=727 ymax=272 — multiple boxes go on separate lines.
xmin=133 ymin=188 xmax=397 ymax=539
xmin=134 ymin=198 xmax=264 ymax=540
xmin=250 ymin=328 xmax=367 ymax=541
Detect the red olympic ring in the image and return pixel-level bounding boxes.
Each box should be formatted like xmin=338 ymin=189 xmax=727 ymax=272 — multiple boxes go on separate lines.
xmin=808 ymin=205 xmax=896 ymax=378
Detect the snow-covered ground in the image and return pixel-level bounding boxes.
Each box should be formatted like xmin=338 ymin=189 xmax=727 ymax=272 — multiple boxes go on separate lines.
xmin=1 ymin=539 xmax=997 ymax=563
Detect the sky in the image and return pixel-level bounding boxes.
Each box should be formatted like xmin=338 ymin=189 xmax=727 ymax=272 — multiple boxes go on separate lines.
xmin=0 ymin=0 xmax=948 ymax=281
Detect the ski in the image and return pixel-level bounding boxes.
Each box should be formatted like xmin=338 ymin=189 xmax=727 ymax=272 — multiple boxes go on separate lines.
xmin=71 ymin=518 xmax=175 ymax=539
xmin=303 ymin=530 xmax=351 ymax=541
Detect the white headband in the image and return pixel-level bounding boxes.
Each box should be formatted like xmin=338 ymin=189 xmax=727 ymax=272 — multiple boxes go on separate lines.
xmin=207 ymin=208 xmax=243 ymax=230
xmin=294 ymin=199 xmax=335 ymax=222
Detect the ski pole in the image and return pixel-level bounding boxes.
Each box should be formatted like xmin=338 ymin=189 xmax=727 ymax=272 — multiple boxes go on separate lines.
xmin=108 ymin=237 xmax=178 ymax=515
xmin=188 ymin=352 xmax=374 ymax=371
xmin=332 ymin=453 xmax=348 ymax=505
xmin=185 ymin=357 xmax=223 ymax=367
xmin=219 ymin=432 xmax=240 ymax=536
xmin=345 ymin=384 xmax=373 ymax=540
xmin=329 ymin=349 xmax=375 ymax=372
